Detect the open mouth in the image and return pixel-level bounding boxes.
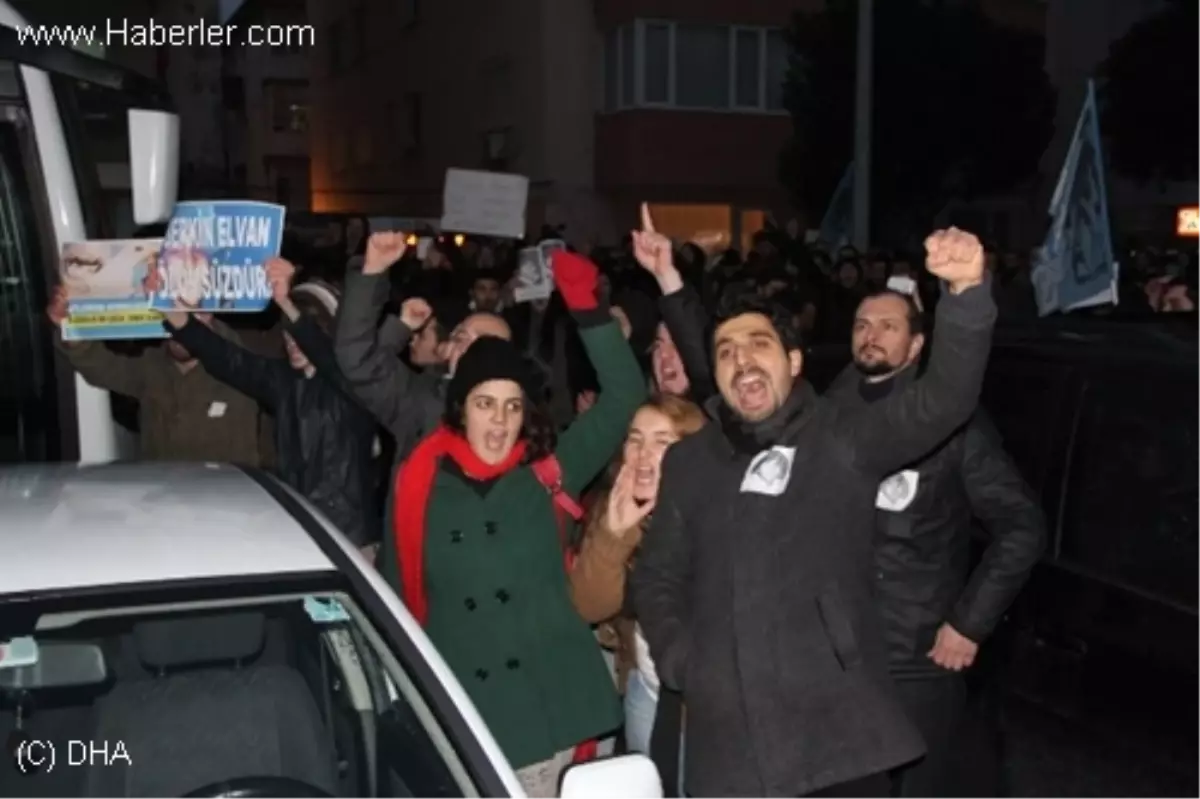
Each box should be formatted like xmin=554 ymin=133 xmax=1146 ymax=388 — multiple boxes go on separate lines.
xmin=733 ymin=370 xmax=770 ymax=410
xmin=483 ymin=430 xmax=508 ymax=451
xmin=633 ymin=466 xmax=656 ymax=487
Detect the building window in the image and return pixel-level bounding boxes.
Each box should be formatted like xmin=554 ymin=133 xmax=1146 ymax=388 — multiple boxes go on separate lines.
xmin=765 ymin=29 xmax=788 ymax=111
xmin=646 ymin=203 xmax=733 ymax=252
xmin=605 ymin=21 xmax=788 ymax=114
xmin=734 ymin=28 xmax=763 ymax=109
xmin=484 ymin=127 xmax=511 ymax=171
xmin=641 ymin=22 xmax=671 ymax=105
xmin=619 ymin=26 xmax=635 ymax=108
xmin=675 ymin=24 xmax=729 ymax=109
xmin=276 ymin=174 xmax=291 ymax=205
xmin=267 ymin=81 xmax=308 ymax=132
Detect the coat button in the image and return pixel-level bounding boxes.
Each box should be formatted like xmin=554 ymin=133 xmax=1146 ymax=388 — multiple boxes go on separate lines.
xmin=464 ymin=597 xmax=477 ymax=611
xmin=485 ymin=521 xmax=498 ymax=536
xmin=450 ymin=529 xmax=464 ymax=543
xmin=506 ymin=658 xmax=520 ymax=670
xmin=495 ymin=588 xmax=510 ymax=604
xmin=475 ymin=668 xmax=488 ymax=680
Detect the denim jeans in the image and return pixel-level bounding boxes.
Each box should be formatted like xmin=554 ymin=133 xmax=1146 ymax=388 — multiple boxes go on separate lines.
xmin=625 ymin=669 xmax=685 ymax=794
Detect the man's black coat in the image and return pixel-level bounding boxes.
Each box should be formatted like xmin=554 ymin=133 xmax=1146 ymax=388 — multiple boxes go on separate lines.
xmin=633 ymin=282 xmax=997 ymax=796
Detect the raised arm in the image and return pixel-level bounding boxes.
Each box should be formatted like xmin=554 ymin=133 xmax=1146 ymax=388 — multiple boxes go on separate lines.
xmin=334 ymin=233 xmax=429 ymax=438
xmin=164 ymin=312 xmax=288 ymax=410
xmin=549 ymin=250 xmax=649 ymax=497
xmin=571 ymin=484 xmax=648 ymax=623
xmin=633 ymin=202 xmax=715 ymax=402
xmin=837 ymin=228 xmax=997 ymax=478
xmin=630 ymin=443 xmax=693 ymax=691
xmin=46 ymin=285 xmax=147 ymax=399
xmin=266 ymin=257 xmax=344 ymax=386
xmin=946 ymin=412 xmax=1047 ymax=644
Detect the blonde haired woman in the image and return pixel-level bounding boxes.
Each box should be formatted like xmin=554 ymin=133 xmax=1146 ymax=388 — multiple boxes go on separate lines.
xmin=570 ymin=393 xmax=705 ymax=795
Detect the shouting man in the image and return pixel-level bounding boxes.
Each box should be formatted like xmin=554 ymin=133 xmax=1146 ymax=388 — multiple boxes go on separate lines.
xmin=633 ymin=228 xmax=997 ymax=797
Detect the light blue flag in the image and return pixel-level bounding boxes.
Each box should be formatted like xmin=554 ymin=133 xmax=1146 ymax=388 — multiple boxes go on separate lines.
xmin=818 ymin=162 xmax=855 ymax=251
xmin=1032 ymin=80 xmax=1117 ymax=316
xmin=149 ymin=200 xmax=286 ymax=313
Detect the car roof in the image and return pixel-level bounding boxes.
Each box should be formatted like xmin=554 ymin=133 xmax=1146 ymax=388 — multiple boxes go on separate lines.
xmin=1 ymin=462 xmax=336 ymax=596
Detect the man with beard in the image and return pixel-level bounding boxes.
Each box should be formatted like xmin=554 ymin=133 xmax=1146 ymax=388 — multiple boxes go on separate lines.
xmin=633 ymin=228 xmax=997 ymax=797
xmin=825 ymin=288 xmax=1045 ymax=797
xmin=46 ymin=285 xmax=263 ymax=465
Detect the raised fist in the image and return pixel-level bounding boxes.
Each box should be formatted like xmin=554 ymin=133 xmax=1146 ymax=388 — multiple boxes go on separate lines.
xmin=363 ymin=232 xmax=408 ymax=276
xmin=631 ymin=203 xmax=676 ymax=279
xmin=265 ymin=256 xmax=296 ymax=304
xmin=399 ymin=297 xmax=433 ymax=331
xmin=925 ymin=227 xmax=985 ymax=293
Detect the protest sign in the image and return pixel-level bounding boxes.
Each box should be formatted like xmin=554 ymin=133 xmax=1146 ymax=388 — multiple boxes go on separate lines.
xmin=440 ymin=168 xmax=529 ymax=239
xmin=60 ymin=239 xmax=167 ymax=341
xmin=149 ymin=200 xmax=285 ymax=313
xmin=513 ymin=246 xmax=552 ymax=303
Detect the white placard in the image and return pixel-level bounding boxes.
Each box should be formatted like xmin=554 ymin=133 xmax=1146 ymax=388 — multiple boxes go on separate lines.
xmin=440 ymin=168 xmax=529 ymax=239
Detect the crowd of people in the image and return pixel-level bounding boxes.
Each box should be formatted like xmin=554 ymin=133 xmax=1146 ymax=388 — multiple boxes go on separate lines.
xmin=50 ymin=203 xmax=1127 ymax=797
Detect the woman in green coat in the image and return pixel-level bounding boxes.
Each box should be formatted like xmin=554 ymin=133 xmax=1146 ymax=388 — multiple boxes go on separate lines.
xmin=381 ymin=249 xmax=647 ymax=796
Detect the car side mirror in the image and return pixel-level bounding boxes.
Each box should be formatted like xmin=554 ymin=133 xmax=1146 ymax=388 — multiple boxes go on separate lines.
xmin=559 ymin=754 xmax=662 ymax=798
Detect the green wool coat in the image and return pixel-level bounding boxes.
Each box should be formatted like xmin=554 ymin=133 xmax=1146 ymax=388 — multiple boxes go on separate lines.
xmin=379 ymin=320 xmax=646 ymax=768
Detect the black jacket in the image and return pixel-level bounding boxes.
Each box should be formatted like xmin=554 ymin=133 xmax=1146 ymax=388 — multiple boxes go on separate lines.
xmin=827 ymin=365 xmax=1046 ymax=678
xmin=171 ymin=316 xmax=379 ymax=546
xmin=631 ymin=281 xmax=997 ymax=797
xmin=334 ymin=268 xmax=447 ymax=468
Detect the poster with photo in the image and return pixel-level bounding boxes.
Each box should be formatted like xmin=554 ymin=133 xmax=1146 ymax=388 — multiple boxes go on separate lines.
xmin=513 ymin=246 xmax=552 ymax=303
xmin=59 ymin=238 xmax=167 ymax=341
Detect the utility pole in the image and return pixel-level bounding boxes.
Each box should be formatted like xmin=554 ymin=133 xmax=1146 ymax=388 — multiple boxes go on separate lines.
xmin=851 ymin=0 xmax=873 ymax=250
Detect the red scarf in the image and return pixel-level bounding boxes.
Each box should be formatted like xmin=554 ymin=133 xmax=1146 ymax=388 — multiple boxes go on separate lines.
xmin=393 ymin=425 xmax=527 ymax=625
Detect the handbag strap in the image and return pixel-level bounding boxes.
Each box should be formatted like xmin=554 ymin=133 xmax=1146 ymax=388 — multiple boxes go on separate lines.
xmin=531 ymin=456 xmax=584 ymax=570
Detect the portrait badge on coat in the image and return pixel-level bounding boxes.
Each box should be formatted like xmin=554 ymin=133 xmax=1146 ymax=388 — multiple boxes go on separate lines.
xmin=740 ymin=446 xmax=796 ymax=497
xmin=875 ymin=469 xmax=921 ymax=512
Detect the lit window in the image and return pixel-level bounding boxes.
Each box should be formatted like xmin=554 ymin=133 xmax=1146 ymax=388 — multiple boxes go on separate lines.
xmin=645 ymin=203 xmax=733 ymax=252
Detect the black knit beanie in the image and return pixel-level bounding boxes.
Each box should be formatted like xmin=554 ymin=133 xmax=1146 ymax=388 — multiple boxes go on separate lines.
xmin=446 ymin=336 xmax=538 ymax=411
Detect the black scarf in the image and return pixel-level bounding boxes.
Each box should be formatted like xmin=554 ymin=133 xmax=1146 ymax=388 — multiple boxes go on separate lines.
xmin=715 ymin=380 xmax=813 ymax=455
xmin=856 ymin=362 xmax=917 ymax=404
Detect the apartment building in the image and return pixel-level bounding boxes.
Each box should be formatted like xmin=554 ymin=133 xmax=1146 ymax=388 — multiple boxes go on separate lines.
xmin=307 ymin=0 xmax=801 ymax=247
xmin=222 ymin=0 xmax=311 ymax=209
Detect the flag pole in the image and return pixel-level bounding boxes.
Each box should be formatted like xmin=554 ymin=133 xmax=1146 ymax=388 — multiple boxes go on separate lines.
xmin=851 ymin=0 xmax=873 ymax=250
